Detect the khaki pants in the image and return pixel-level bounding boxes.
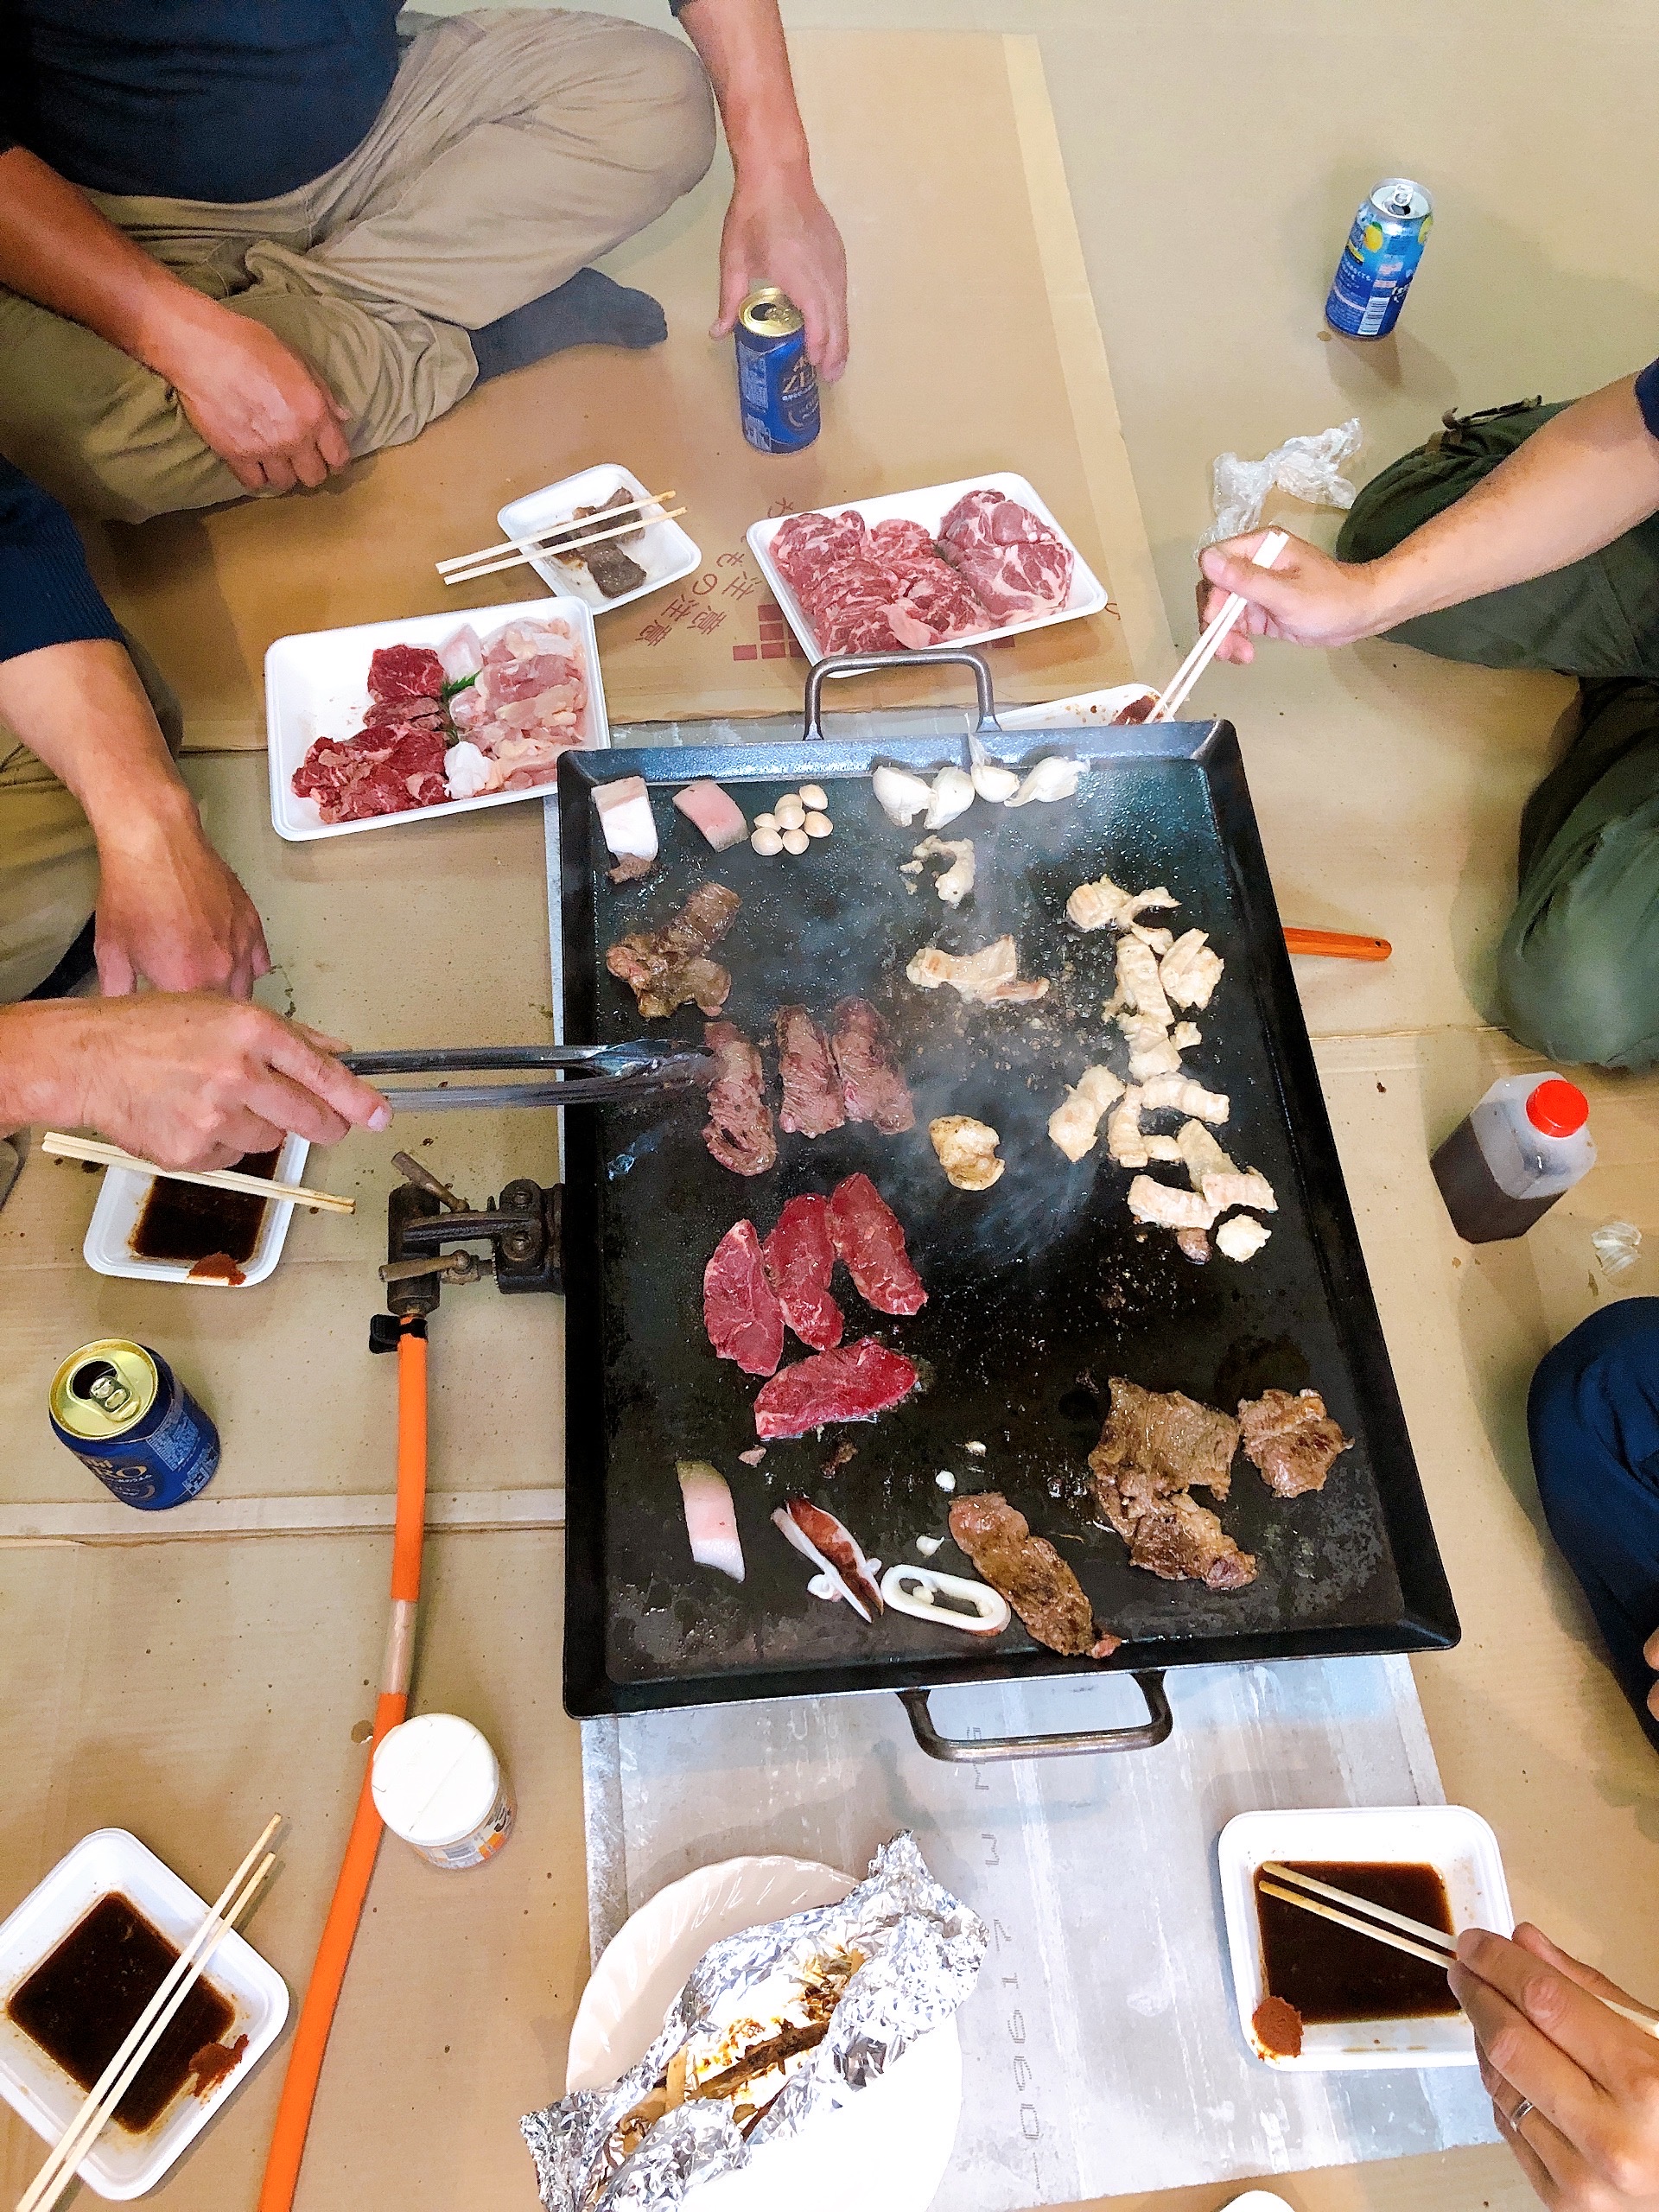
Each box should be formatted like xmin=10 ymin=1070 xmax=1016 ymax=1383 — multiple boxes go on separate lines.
xmin=0 ymin=9 xmax=715 ymax=524
xmin=0 ymin=635 xmax=184 ymax=1002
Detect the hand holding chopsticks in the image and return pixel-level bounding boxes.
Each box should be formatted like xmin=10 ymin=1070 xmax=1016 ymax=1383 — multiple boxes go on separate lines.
xmin=1150 ymin=529 xmax=1290 ymax=721
xmin=18 ymin=1818 xmax=282 ymax=2212
xmin=437 ymin=491 xmax=682 ymax=587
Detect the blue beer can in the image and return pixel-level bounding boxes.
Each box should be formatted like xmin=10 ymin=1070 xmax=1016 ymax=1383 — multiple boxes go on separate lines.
xmin=734 ymin=285 xmax=820 ymax=454
xmin=49 ymin=1338 xmax=220 ymax=1510
xmin=1325 ymin=178 xmax=1433 ymax=339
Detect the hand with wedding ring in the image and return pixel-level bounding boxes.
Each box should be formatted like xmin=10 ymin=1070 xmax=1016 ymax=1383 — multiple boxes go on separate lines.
xmin=1450 ymin=1924 xmax=1659 ymax=2209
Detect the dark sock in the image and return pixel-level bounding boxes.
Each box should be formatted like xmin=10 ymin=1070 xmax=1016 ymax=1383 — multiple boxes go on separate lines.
xmin=24 ymin=915 xmax=96 ymax=1000
xmin=469 ymin=268 xmax=667 ymax=384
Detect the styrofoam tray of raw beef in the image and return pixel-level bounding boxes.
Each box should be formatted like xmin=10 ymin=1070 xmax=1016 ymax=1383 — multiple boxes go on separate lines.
xmin=747 ymin=473 xmax=1109 ymax=667
xmin=265 ymin=594 xmax=609 ymax=842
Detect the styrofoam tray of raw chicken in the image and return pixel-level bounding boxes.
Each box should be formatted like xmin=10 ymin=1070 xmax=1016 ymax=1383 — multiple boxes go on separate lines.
xmin=746 ymin=473 xmax=1109 ymax=669
xmin=266 ymin=595 xmax=609 ymax=841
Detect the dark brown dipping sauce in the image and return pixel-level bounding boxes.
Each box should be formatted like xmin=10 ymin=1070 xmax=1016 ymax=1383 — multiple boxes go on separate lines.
xmin=131 ymin=1148 xmax=279 ymax=1266
xmin=6 ymin=1894 xmax=236 ymax=2132
xmin=1255 ymin=1860 xmax=1458 ymax=2025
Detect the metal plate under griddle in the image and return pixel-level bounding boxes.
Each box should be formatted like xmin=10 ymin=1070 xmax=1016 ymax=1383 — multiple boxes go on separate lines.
xmin=557 ymin=723 xmax=1457 ymax=1719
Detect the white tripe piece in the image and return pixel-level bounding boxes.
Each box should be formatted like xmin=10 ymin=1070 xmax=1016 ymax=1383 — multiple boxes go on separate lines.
xmin=1160 ymin=928 xmax=1224 ymax=1011
xmin=1144 ymin=1135 xmax=1184 ymax=1163
xmin=1047 ymin=1065 xmax=1125 ymax=1162
xmin=912 ymin=835 xmax=976 ymax=907
xmin=1201 ymin=1169 xmax=1278 ymax=1214
xmin=1106 ymin=1087 xmax=1148 ymax=1167
xmin=1172 ymin=1021 xmax=1202 ymax=1050
xmin=1115 ymin=936 xmax=1172 ymax=1027
xmin=1128 ymin=1175 xmax=1217 ymax=1230
xmin=1175 ymin=1118 xmax=1236 ymax=1186
xmin=1118 ymin=1011 xmax=1182 ymax=1081
xmin=1215 ymin=1215 xmax=1273 ymax=1262
xmin=1139 ymin=1073 xmax=1229 ymax=1123
xmin=1065 ymin=875 xmax=1178 ymax=934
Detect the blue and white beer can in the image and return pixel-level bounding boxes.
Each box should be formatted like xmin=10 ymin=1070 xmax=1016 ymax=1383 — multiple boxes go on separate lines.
xmin=735 ymin=286 xmax=820 ymax=455
xmin=49 ymin=1338 xmax=220 ymax=1510
xmin=1325 ymin=178 xmax=1433 ymax=340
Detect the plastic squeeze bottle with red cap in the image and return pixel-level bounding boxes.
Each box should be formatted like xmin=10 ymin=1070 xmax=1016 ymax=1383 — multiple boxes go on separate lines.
xmin=1430 ymin=1073 xmax=1596 ymax=1243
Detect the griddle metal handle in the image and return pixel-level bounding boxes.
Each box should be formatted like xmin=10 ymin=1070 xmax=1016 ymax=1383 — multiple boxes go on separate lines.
xmin=898 ymin=1671 xmax=1173 ymax=1763
xmin=801 ymin=649 xmax=1001 ymax=741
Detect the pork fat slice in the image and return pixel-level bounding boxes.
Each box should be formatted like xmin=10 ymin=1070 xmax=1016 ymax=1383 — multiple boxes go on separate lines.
xmin=677 ymin=1461 xmax=745 ymax=1582
xmin=593 ymin=775 xmax=658 ymax=866
xmin=673 ymin=779 xmax=748 ymax=851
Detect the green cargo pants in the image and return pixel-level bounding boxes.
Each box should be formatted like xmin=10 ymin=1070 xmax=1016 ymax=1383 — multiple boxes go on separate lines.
xmin=1338 ymin=402 xmax=1659 ymax=1069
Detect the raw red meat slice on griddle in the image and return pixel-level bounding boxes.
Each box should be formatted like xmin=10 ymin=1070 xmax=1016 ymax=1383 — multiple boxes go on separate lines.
xmin=753 ymin=1337 xmax=919 ymax=1440
xmin=762 ymin=1195 xmax=843 ymax=1351
xmin=702 ymin=1020 xmax=777 ymax=1177
xmin=827 ymin=1173 xmax=926 ymax=1316
xmin=829 ymin=999 xmax=914 ymax=1134
xmin=775 ymin=1006 xmax=846 ymax=1137
xmin=367 ymin=643 xmax=445 ymax=702
xmin=703 ymin=1220 xmax=785 ymax=1376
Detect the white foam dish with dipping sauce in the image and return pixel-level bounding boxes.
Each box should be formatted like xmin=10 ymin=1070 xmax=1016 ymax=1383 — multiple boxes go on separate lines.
xmin=746 ymin=472 xmax=1109 ymax=668
xmin=371 ymin=1713 xmax=515 ymax=1871
xmin=0 ymin=1827 xmax=289 ymax=2199
xmin=82 ymin=1133 xmax=311 ymax=1289
xmin=999 ymin=683 xmax=1159 ymax=728
xmin=1217 ymin=1803 xmax=1513 ymax=2071
xmin=497 ymin=463 xmax=700 ymax=615
xmin=266 ymin=594 xmax=609 ymax=842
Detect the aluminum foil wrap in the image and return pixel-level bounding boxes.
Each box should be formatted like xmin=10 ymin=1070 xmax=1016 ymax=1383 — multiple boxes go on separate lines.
xmin=521 ymin=1831 xmax=986 ymax=2209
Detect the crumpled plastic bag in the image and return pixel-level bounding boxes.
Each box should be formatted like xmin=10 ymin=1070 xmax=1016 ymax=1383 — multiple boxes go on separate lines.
xmin=1592 ymin=1220 xmax=1643 ymax=1277
xmin=1199 ymin=418 xmax=1363 ymax=548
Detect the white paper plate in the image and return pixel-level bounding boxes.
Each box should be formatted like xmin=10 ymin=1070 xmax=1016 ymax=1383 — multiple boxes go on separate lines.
xmin=0 ymin=1828 xmax=289 ymax=2199
xmin=497 ymin=463 xmax=701 ymax=615
xmin=999 ymin=682 xmax=1158 ymax=728
xmin=1217 ymin=1804 xmax=1513 ymax=2071
xmin=567 ymin=1854 xmax=962 ymax=2212
xmin=82 ymin=1133 xmax=310 ymax=1288
xmin=265 ymin=596 xmax=608 ymax=842
xmin=747 ymin=472 xmax=1109 ymax=668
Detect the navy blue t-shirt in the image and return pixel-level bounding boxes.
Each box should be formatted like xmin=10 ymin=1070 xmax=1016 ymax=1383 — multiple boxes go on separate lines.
xmin=1637 ymin=359 xmax=1659 ymax=441
xmin=0 ymin=458 xmax=123 ymax=666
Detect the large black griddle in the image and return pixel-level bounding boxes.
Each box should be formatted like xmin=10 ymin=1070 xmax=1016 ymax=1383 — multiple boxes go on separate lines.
xmin=557 ymin=652 xmax=1456 ymax=1758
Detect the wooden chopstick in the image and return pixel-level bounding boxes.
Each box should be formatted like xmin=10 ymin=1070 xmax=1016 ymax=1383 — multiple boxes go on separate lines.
xmin=41 ymin=1132 xmax=353 ymax=1215
xmin=19 ymin=1829 xmax=281 ymax=2212
xmin=1151 ymin=528 xmax=1289 ymax=722
xmin=441 ymin=505 xmax=687 ymax=588
xmin=1259 ymin=1862 xmax=1659 ymax=2039
xmin=1282 ymin=927 xmax=1393 ymax=962
xmin=436 ymin=492 xmax=678 ymax=582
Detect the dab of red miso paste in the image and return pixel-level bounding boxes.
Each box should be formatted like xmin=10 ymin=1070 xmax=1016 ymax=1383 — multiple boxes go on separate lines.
xmin=1252 ymin=1993 xmax=1304 ymax=2059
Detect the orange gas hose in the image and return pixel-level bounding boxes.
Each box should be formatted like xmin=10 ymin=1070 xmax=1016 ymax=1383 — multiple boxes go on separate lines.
xmin=1283 ymin=926 xmax=1393 ymax=962
xmin=257 ymin=1319 xmax=429 ymax=2212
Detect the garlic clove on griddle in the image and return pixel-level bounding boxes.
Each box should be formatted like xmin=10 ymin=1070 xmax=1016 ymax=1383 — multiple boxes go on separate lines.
xmin=924 ymin=766 xmax=976 ymax=830
xmin=1006 ymin=757 xmax=1084 ymax=807
xmin=969 ymin=760 xmax=1020 ymax=804
xmin=873 ymin=766 xmax=932 ymax=826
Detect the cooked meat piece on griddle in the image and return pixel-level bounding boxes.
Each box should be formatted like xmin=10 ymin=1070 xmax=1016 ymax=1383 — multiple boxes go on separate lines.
xmin=1088 ymin=1377 xmax=1255 ymax=1592
xmin=753 ymin=1337 xmax=919 ymax=1440
xmin=829 ymin=998 xmax=915 ymax=1134
xmin=905 ymin=937 xmax=1048 ymax=1004
xmin=762 ymin=1195 xmax=843 ymax=1351
xmin=1238 ymin=1388 xmax=1352 ymax=1497
xmin=776 ymin=1006 xmax=847 ymax=1137
xmin=606 ymin=883 xmax=740 ymax=1019
xmin=826 ymin=1173 xmax=925 ymax=1316
xmin=702 ymin=1219 xmax=784 ymax=1376
xmin=949 ymin=1493 xmax=1120 ymax=1658
xmin=702 ymin=1020 xmax=777 ymax=1178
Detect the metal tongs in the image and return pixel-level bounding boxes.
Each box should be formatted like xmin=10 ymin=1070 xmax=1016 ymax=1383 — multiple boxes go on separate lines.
xmin=340 ymin=1043 xmax=711 ymax=1111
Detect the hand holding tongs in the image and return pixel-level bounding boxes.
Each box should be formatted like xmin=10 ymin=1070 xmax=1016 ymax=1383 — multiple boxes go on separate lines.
xmin=339 ymin=1043 xmax=712 ymax=1111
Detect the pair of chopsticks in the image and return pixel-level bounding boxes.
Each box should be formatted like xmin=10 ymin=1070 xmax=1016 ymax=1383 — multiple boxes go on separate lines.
xmin=41 ymin=1132 xmax=353 ymax=1216
xmin=1150 ymin=528 xmax=1291 ymax=722
xmin=436 ymin=490 xmax=682 ymax=587
xmin=339 ymin=1043 xmax=713 ymax=1111
xmin=1258 ymin=1860 xmax=1659 ymax=2038
xmin=19 ymin=1818 xmax=282 ymax=2212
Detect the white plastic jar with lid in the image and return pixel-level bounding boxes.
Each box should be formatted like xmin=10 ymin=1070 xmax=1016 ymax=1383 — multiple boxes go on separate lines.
xmin=1430 ymin=1072 xmax=1595 ymax=1243
xmin=370 ymin=1713 xmax=514 ymax=1870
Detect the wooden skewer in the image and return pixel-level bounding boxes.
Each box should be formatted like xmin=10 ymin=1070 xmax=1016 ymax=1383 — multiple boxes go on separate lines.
xmin=437 ymin=496 xmax=681 ymax=584
xmin=1150 ymin=528 xmax=1289 ymax=722
xmin=20 ymin=1836 xmax=281 ymax=2212
xmin=435 ymin=489 xmax=674 ymax=572
xmin=41 ymin=1132 xmax=353 ymax=1215
xmin=1282 ymin=927 xmax=1392 ymax=962
xmin=1259 ymin=1863 xmax=1659 ymax=2039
